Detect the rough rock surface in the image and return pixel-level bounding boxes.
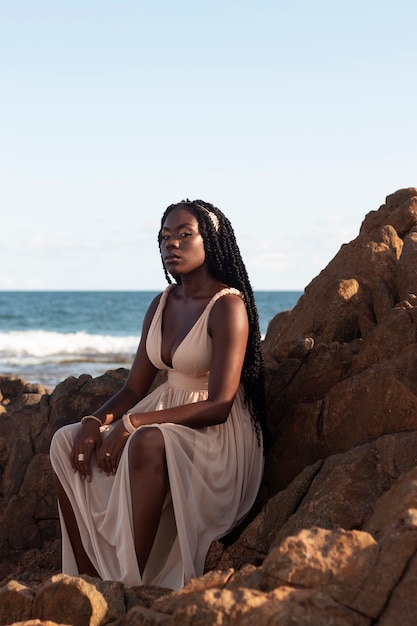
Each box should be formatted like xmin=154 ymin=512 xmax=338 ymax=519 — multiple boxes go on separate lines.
xmin=0 ymin=369 xmax=130 ymax=585
xmin=1 ymin=188 xmax=417 ymax=625
xmin=263 ymin=187 xmax=417 ymax=494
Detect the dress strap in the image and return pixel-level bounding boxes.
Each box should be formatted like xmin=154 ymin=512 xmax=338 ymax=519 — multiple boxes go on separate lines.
xmin=159 ymin=284 xmax=176 ymax=306
xmin=204 ymin=288 xmax=243 ymax=315
xmin=158 ymin=285 xmax=243 ymax=323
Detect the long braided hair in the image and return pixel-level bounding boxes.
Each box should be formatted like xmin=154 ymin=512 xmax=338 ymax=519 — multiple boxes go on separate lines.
xmin=158 ymin=199 xmax=268 ymax=446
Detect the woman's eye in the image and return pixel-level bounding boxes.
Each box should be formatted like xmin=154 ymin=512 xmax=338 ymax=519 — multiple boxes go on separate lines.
xmin=180 ymin=232 xmax=192 ymax=237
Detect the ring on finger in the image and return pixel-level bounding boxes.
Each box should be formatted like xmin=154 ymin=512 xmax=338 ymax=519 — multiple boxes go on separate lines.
xmin=78 ymin=453 xmax=85 ymax=462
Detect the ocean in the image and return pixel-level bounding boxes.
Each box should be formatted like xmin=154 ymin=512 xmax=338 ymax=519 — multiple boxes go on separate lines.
xmin=0 ymin=290 xmax=302 ymax=390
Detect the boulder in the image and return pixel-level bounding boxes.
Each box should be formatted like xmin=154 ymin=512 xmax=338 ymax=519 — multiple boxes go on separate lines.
xmin=32 ymin=575 xmax=119 ymax=626
xmin=0 ymin=580 xmax=34 ymax=624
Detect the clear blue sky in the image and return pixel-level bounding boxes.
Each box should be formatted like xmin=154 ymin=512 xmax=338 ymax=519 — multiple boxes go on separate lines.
xmin=2 ymin=0 xmax=416 ymax=291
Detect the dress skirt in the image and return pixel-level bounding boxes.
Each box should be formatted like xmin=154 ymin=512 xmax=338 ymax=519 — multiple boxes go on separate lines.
xmin=50 ymin=372 xmax=264 ymax=589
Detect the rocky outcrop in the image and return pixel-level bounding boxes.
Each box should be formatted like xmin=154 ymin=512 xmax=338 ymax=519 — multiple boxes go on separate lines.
xmin=0 ymin=369 xmax=130 ymax=584
xmin=2 ymin=431 xmax=417 ymax=625
xmin=263 ymin=187 xmax=417 ymax=494
xmin=1 ymin=188 xmax=417 ymax=624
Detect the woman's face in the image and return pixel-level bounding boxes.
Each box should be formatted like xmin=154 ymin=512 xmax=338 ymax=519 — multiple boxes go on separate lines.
xmin=160 ymin=206 xmax=206 ymax=277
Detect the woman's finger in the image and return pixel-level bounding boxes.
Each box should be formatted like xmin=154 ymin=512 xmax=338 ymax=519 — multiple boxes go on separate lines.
xmin=97 ymin=448 xmax=113 ymax=475
xmin=71 ymin=446 xmax=94 ymax=480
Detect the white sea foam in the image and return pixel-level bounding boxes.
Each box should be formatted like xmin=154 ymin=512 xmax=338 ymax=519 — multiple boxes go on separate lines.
xmin=0 ymin=330 xmax=138 ymax=361
xmin=0 ymin=330 xmax=139 ymax=389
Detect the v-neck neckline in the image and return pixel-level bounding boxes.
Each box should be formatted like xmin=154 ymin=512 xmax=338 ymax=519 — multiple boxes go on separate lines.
xmin=160 ymin=286 xmax=237 ymax=369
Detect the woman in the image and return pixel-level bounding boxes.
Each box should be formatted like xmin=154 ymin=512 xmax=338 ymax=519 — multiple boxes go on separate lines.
xmin=50 ymin=199 xmax=267 ymax=590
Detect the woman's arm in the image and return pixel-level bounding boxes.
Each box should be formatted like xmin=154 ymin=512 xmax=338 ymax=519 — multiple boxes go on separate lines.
xmin=89 ymin=293 xmax=162 ymax=424
xmin=128 ymin=293 xmax=249 ymax=429
xmin=70 ymin=293 xmax=162 ymax=479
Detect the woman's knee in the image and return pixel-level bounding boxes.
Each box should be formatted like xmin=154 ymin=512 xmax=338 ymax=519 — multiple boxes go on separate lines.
xmin=128 ymin=427 xmax=166 ymax=472
xmin=50 ymin=423 xmax=78 ymax=467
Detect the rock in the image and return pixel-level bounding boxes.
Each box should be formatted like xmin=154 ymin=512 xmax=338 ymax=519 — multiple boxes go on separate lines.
xmin=207 ymin=461 xmax=323 ymax=572
xmin=1 ymin=455 xmax=58 ymax=551
xmin=0 ymin=377 xmax=50 ymax=403
xmin=263 ymin=187 xmax=417 ymax=493
xmin=151 ymin=580 xmax=368 ymax=626
xmin=359 ymin=466 xmax=417 ymax=624
xmin=32 ymin=574 xmax=109 ymax=626
xmin=214 ymin=431 xmax=417 ymax=573
xmin=124 ymin=606 xmax=173 ymax=625
xmin=49 ymin=369 xmax=129 ymax=432
xmin=124 ymin=585 xmax=172 ymax=612
xmin=7 ymin=621 xmax=68 ymax=626
xmin=0 ymin=580 xmax=34 ymax=625
xmin=0 ymin=369 xmax=129 ymax=581
xmin=79 ymin=577 xmax=126 ymax=625
xmin=6 ymin=622 xmax=67 ymax=626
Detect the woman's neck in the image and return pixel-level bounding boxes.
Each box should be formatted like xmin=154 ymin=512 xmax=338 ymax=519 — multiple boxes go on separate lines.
xmin=177 ymin=271 xmax=226 ymax=301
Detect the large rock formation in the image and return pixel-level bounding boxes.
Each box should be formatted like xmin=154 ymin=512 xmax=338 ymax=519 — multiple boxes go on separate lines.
xmin=1 ymin=188 xmax=417 ymax=625
xmin=262 ymin=187 xmax=417 ymax=494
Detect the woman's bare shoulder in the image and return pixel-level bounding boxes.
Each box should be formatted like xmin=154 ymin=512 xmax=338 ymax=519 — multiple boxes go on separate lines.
xmin=209 ymin=291 xmax=248 ymax=331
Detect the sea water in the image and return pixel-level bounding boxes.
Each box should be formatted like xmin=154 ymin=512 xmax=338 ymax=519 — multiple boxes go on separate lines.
xmin=0 ymin=290 xmax=302 ymax=390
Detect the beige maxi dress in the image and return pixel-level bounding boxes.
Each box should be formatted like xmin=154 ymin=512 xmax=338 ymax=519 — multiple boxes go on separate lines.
xmin=50 ymin=285 xmax=264 ymax=589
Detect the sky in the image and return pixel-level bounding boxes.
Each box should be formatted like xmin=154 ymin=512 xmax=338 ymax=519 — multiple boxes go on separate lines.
xmin=1 ymin=0 xmax=417 ymax=292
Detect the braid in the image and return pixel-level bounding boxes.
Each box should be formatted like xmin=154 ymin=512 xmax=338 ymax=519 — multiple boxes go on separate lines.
xmin=158 ymin=199 xmax=268 ymax=445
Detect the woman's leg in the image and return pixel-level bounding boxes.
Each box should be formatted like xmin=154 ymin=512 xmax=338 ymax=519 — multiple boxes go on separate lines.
xmin=128 ymin=428 xmax=168 ymax=575
xmin=54 ymin=474 xmax=100 ymax=578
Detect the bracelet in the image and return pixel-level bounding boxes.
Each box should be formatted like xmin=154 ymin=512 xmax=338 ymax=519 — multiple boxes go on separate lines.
xmin=103 ymin=413 xmax=114 ymax=425
xmin=81 ymin=415 xmax=104 ymax=426
xmin=122 ymin=413 xmax=137 ymax=434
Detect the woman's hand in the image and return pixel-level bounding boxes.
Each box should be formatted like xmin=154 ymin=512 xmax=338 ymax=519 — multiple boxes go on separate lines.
xmin=96 ymin=419 xmax=131 ymax=476
xmin=70 ymin=420 xmax=103 ymax=481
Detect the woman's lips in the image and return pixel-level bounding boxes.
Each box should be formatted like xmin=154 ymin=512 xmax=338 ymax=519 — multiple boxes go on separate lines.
xmin=164 ymin=255 xmax=180 ymax=263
